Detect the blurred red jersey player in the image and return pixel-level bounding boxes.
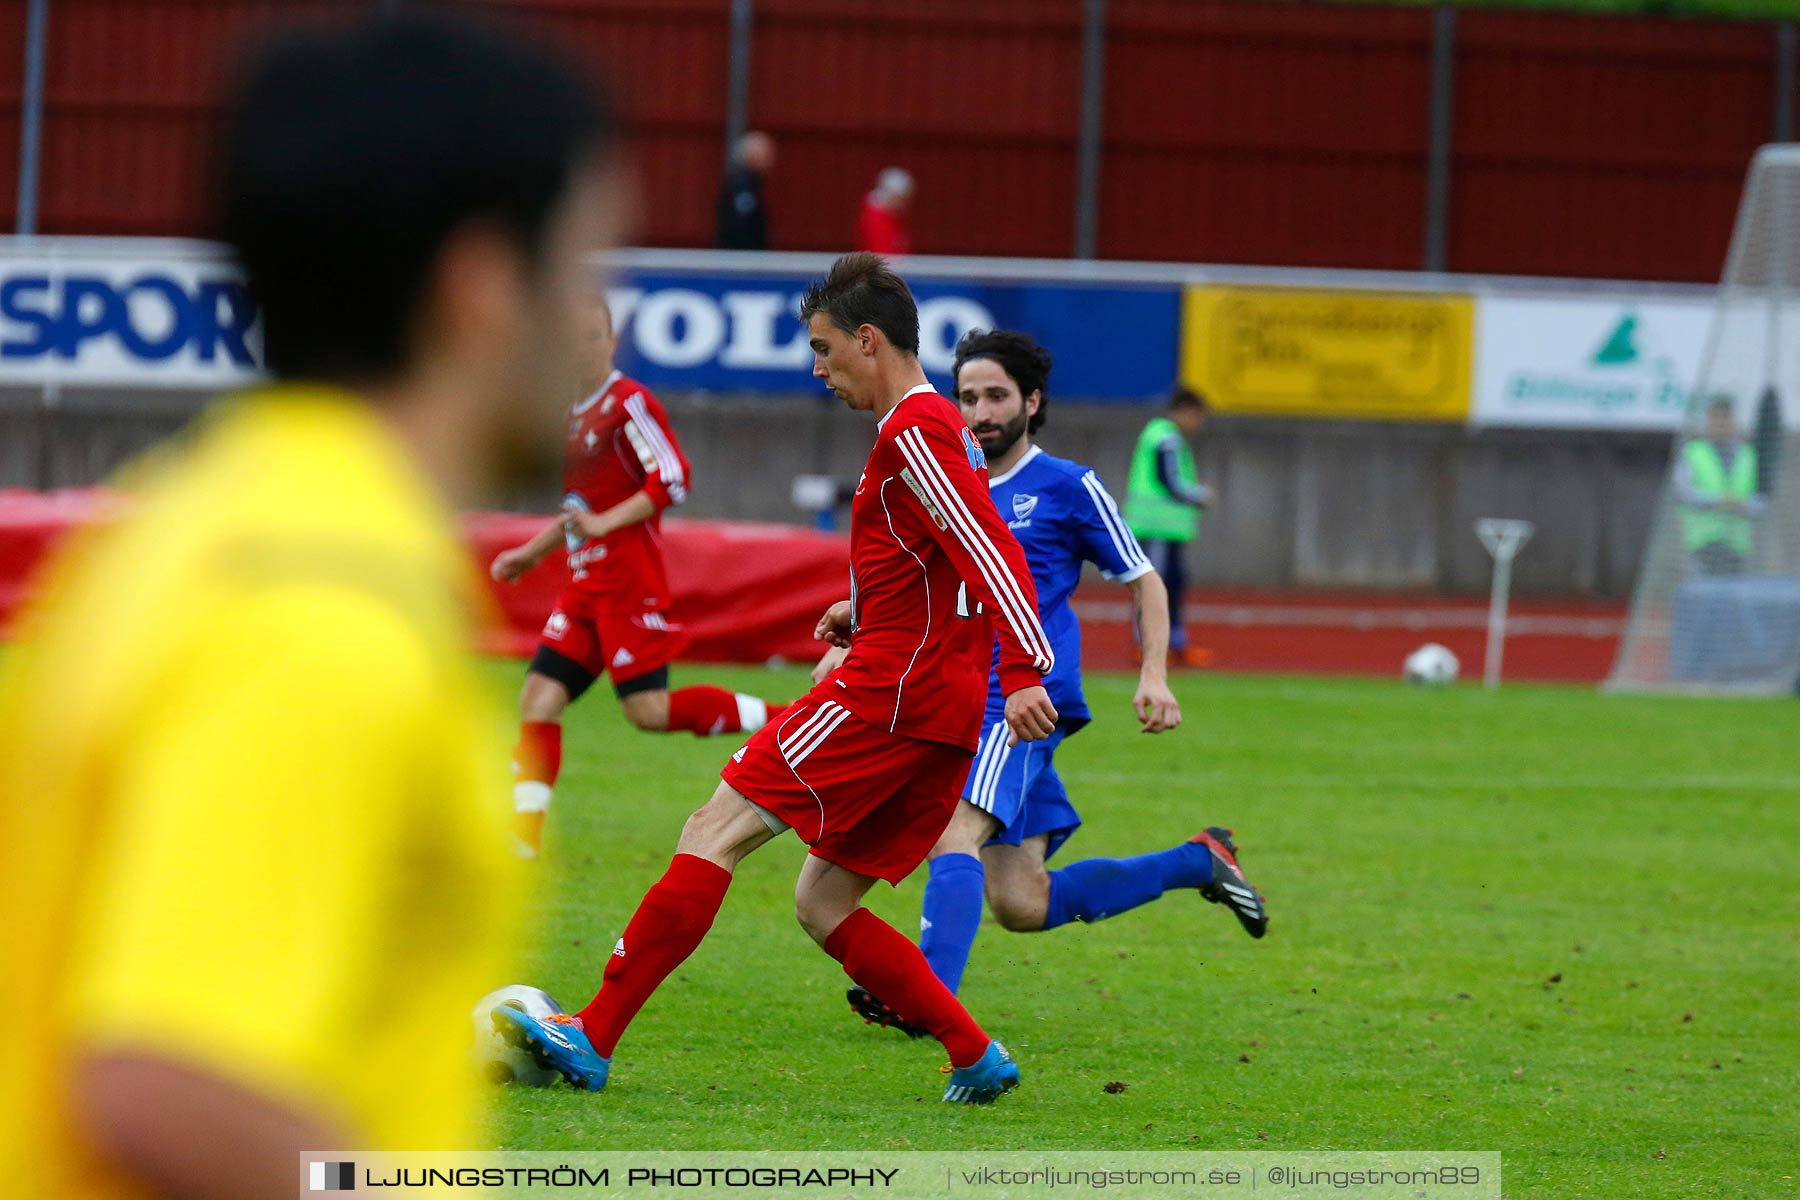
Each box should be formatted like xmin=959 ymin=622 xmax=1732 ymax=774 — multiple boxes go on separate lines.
xmin=491 ymin=301 xmax=790 ymax=855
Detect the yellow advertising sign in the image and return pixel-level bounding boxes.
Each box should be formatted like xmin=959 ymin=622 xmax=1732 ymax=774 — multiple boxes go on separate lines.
xmin=1180 ymin=285 xmax=1474 ymax=422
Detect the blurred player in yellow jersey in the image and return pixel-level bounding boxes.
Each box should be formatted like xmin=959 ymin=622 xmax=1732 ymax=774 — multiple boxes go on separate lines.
xmin=0 ymin=14 xmax=620 ymax=1200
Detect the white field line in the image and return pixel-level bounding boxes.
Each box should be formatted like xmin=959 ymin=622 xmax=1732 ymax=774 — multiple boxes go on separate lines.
xmin=1071 ymin=601 xmax=1624 ymax=639
xmin=1069 ymin=768 xmax=1800 ymax=792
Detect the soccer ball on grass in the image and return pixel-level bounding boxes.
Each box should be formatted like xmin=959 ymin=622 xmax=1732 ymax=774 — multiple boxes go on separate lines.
xmin=1403 ymin=643 xmax=1459 ymax=686
xmin=470 ymin=984 xmax=565 ymax=1086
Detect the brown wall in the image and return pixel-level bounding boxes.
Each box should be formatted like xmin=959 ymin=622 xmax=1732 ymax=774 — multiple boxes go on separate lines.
xmin=0 ymin=0 xmax=1789 ymax=281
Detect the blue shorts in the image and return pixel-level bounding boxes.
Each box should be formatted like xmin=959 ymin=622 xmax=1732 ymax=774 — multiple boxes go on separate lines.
xmin=961 ymin=714 xmax=1082 ymax=861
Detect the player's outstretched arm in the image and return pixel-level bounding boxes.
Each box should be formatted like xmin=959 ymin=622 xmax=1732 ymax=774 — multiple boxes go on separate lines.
xmin=491 ymin=512 xmax=574 ymax=582
xmin=1128 ymin=570 xmax=1181 ymax=733
xmin=570 ymin=489 xmax=657 ymax=541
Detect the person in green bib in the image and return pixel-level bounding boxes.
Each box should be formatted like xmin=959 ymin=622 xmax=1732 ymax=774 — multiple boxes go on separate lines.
xmin=1677 ymin=395 xmax=1763 ymax=576
xmin=1125 ymin=386 xmax=1214 ymax=666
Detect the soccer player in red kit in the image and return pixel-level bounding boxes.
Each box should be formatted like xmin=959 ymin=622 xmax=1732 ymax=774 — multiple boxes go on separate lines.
xmin=492 ymin=300 xmax=790 ymax=855
xmin=493 ymin=253 xmax=1058 ymax=1104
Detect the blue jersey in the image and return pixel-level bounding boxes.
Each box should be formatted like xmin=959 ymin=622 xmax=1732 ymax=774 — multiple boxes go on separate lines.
xmin=984 ymin=445 xmax=1151 ymax=724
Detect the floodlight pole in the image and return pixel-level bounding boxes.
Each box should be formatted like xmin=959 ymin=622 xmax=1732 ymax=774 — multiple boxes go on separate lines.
xmin=1476 ymin=519 xmax=1535 ymax=690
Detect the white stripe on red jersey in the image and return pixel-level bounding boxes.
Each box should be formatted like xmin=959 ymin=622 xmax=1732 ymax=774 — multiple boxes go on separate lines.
xmin=828 ymin=388 xmax=1051 ymax=752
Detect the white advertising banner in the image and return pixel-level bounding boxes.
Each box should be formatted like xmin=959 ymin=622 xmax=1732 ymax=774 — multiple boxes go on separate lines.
xmin=1473 ymin=295 xmax=1712 ymax=430
xmin=0 ymin=240 xmax=265 ymax=389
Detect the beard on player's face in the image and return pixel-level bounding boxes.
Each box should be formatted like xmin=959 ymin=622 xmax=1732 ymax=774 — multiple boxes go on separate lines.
xmin=971 ymin=403 xmax=1029 ymax=459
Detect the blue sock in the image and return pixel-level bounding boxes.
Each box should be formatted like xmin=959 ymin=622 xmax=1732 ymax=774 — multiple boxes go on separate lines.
xmin=918 ymin=853 xmax=985 ymax=993
xmin=1043 ymin=841 xmax=1213 ymax=929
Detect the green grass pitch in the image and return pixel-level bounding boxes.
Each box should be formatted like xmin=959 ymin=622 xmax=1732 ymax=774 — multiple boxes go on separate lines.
xmin=478 ymin=663 xmax=1799 ymax=1199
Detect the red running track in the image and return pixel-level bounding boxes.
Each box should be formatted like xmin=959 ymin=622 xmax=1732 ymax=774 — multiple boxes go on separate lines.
xmin=1076 ymin=585 xmax=1624 ymax=684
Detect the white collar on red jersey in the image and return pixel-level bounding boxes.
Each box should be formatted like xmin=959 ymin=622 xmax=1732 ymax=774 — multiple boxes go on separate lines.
xmin=572 ymin=370 xmax=624 ymax=416
xmin=876 ymin=383 xmax=938 ymax=430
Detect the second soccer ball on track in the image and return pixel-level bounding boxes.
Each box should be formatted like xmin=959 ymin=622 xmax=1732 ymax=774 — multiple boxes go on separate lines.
xmin=1403 ymin=643 xmax=1460 ymax=687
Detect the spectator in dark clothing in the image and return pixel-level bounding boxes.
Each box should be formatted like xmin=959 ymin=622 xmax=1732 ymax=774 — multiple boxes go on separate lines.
xmin=717 ymin=131 xmax=774 ymax=250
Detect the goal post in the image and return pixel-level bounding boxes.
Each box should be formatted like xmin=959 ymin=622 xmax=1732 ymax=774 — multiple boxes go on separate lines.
xmin=1607 ymin=145 xmax=1800 ymax=695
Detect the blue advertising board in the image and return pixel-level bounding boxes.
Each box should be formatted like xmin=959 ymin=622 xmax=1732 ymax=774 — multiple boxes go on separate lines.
xmin=607 ymin=269 xmax=1180 ymax=403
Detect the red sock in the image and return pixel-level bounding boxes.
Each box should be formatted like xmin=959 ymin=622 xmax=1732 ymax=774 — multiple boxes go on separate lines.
xmin=666 ymin=685 xmax=784 ymax=737
xmin=823 ymin=907 xmax=990 ymax=1068
xmin=576 ymin=854 xmax=731 ymax=1056
xmin=514 ymin=721 xmax=562 ymax=785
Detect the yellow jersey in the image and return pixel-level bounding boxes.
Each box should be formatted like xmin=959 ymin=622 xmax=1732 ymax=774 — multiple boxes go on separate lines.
xmin=0 ymin=386 xmax=520 ymax=1199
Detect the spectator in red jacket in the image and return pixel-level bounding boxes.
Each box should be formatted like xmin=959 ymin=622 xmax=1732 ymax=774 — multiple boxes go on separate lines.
xmin=857 ymin=167 xmax=914 ymax=255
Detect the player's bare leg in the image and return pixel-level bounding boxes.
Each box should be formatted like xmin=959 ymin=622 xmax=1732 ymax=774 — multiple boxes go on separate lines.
xmin=618 ymin=688 xmax=671 ymax=730
xmin=512 ymin=671 xmax=572 ymax=856
xmin=794 ymin=854 xmax=880 ymax=945
xmin=981 ymin=833 xmax=1054 ymax=931
xmin=674 ymin=781 xmax=786 ymax=868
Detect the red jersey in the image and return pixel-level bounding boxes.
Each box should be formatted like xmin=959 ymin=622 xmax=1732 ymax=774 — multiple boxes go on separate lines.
xmin=857 ymin=199 xmax=910 ymax=256
xmin=825 ymin=386 xmax=1053 ymax=750
xmin=561 ymin=371 xmax=690 ymax=599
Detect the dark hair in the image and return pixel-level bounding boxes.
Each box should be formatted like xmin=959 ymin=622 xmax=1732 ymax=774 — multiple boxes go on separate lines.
xmin=1707 ymin=394 xmax=1734 ymax=415
xmin=952 ymin=329 xmax=1053 ymax=434
xmin=798 ymin=252 xmax=919 ymax=355
xmin=217 ymin=14 xmax=616 ymax=383
xmin=1170 ymin=385 xmax=1210 ymax=413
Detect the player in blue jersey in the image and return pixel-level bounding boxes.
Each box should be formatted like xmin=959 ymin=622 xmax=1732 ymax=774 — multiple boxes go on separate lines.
xmin=817 ymin=329 xmax=1268 ymax=1034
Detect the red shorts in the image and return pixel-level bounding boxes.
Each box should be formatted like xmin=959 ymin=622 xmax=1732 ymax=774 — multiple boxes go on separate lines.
xmin=535 ymin=586 xmax=683 ymax=687
xmin=720 ymin=689 xmax=973 ymax=885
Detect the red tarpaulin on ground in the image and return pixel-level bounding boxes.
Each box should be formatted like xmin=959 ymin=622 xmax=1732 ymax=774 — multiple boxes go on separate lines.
xmin=0 ymin=491 xmax=852 ymax=664
xmin=0 ymin=490 xmax=1625 ymax=682
xmin=463 ymin=511 xmax=850 ymax=663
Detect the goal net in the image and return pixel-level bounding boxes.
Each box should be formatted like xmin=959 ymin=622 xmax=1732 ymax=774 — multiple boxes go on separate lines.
xmin=1608 ymin=145 xmax=1800 ymax=695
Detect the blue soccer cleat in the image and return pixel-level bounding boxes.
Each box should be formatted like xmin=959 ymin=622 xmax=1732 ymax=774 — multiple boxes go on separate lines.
xmin=941 ymin=1040 xmax=1020 ymax=1104
xmin=490 ymin=1006 xmax=610 ymax=1091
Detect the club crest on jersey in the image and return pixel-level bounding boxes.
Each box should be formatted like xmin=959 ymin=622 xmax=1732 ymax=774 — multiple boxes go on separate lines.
xmin=1011 ymin=492 xmax=1038 ymax=523
xmin=961 ymin=427 xmax=987 ymax=472
xmin=561 ymin=493 xmax=592 ymax=552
